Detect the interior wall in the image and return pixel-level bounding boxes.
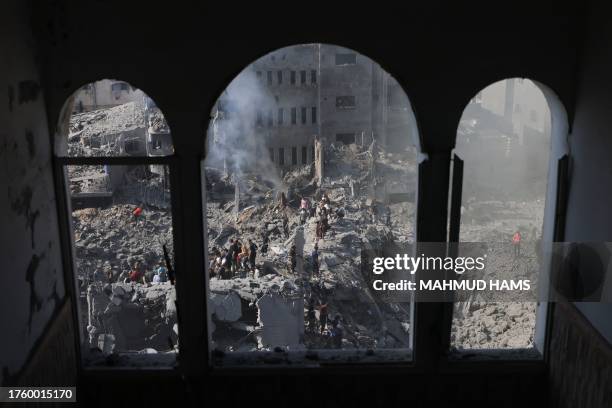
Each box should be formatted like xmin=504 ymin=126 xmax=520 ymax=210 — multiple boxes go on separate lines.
xmin=548 ymin=302 xmax=612 ymax=408
xmin=0 ymin=0 xmax=66 ymax=385
xmin=563 ymin=0 xmax=612 ymax=342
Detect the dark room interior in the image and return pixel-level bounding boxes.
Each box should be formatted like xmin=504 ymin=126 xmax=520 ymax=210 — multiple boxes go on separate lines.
xmin=1 ymin=1 xmax=611 ymax=406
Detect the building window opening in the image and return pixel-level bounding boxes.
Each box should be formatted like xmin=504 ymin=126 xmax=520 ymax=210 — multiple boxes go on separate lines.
xmin=336 ymin=96 xmax=356 ymax=109
xmin=335 ymin=53 xmax=357 ymax=65
xmin=55 ymin=79 xmax=177 ymax=368
xmin=278 ymin=147 xmax=285 ymax=166
xmin=203 ymin=44 xmax=420 ymax=367
xmin=450 ymin=78 xmax=553 ymax=357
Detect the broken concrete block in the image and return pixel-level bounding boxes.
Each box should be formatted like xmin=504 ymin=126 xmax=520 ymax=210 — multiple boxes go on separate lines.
xmin=97 ymin=334 xmax=115 ymax=354
xmin=110 ymin=294 xmax=123 ymax=306
xmin=256 ymin=292 xmax=304 ymax=349
xmin=210 ymin=291 xmax=242 ymax=322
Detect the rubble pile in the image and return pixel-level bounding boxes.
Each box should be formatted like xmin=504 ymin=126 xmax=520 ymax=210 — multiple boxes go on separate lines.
xmin=451 ymin=302 xmax=536 ymax=349
xmin=73 ymin=204 xmax=173 ymax=285
xmin=67 ymin=101 xmax=145 ymax=156
xmin=149 ymin=108 xmax=170 ymax=133
xmin=206 ymin=142 xmax=417 ymax=356
xmin=67 ymin=165 xmax=108 ymax=194
xmin=451 ymin=201 xmax=543 ymax=350
xmin=85 ymin=281 xmax=177 ymax=363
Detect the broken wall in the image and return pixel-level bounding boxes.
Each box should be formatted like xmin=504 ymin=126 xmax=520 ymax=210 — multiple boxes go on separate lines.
xmin=0 ymin=0 xmax=68 ymax=385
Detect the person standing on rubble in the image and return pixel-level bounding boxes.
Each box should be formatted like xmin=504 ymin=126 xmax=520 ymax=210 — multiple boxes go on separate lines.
xmin=129 ymin=261 xmax=146 ymax=284
xmin=223 ymin=248 xmax=232 ymax=279
xmin=299 ymin=209 xmax=307 ymax=225
xmin=316 ymin=220 xmax=323 ymax=240
xmin=228 ymin=239 xmax=239 ymax=274
xmin=311 ymin=243 xmax=320 ymax=277
xmin=133 ymin=205 xmax=143 ymax=223
xmin=282 ymin=213 xmax=289 ymax=238
xmin=289 ymin=244 xmax=297 ymax=274
xmin=306 ymin=304 xmax=317 ymax=333
xmin=248 ymin=239 xmax=257 ymax=274
xmin=331 ymin=315 xmax=343 ymax=348
xmin=300 ymin=196 xmax=310 ymax=211
xmin=154 ymin=261 xmax=168 ymax=284
xmin=319 ymin=303 xmax=328 ymax=334
xmin=512 ymin=230 xmax=522 ymax=258
xmin=321 ymin=212 xmax=329 ymax=237
xmin=239 ymin=243 xmax=250 ymax=271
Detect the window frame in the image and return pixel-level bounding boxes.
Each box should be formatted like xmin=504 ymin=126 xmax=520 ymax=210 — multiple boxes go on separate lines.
xmin=53 ymin=153 xmax=182 ymax=374
xmin=52 ymin=73 xmax=560 ymax=378
xmin=442 ymin=79 xmax=570 ymax=364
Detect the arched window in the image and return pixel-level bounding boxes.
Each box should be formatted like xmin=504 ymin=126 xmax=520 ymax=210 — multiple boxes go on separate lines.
xmin=55 ymin=79 xmax=174 ymax=157
xmin=202 ymin=44 xmax=421 ymax=366
xmin=449 ymin=78 xmax=568 ymax=357
xmin=54 ymin=79 xmax=178 ymax=367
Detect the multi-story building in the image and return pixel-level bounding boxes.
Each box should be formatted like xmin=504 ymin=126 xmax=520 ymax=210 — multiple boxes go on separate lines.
xmin=72 ymin=79 xmax=144 ymax=112
xmin=210 ymin=44 xmax=414 ymax=170
xmin=458 ymin=79 xmax=552 ymax=200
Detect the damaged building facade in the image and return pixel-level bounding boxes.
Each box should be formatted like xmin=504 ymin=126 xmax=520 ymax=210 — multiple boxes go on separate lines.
xmin=209 ymin=44 xmax=415 ymax=172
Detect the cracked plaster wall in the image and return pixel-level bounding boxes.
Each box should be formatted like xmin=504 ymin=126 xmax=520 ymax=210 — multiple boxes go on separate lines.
xmin=0 ymin=0 xmax=66 ymax=385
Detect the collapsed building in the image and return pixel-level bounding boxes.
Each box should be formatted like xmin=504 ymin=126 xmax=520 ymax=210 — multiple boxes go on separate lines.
xmin=204 ymin=135 xmax=419 ymax=360
xmin=64 ymin=97 xmax=177 ymax=364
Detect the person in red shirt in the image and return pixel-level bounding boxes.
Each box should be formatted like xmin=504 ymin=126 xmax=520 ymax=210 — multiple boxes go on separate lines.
xmin=133 ymin=206 xmax=143 ymax=218
xmin=129 ymin=261 xmax=146 ymax=284
xmin=512 ymin=230 xmax=521 ymax=258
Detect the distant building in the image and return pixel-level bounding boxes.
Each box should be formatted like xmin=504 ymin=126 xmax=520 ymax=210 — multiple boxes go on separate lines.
xmin=212 ymin=44 xmax=415 ymax=169
xmin=72 ymin=79 xmax=144 ymax=112
xmin=470 ymin=78 xmax=550 ymax=144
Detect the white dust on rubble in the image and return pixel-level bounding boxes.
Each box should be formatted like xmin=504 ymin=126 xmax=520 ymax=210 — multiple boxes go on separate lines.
xmin=67 ymin=101 xmax=145 ymax=156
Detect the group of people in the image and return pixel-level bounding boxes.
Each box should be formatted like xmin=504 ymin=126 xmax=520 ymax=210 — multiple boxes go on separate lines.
xmin=298 ymin=191 xmax=345 ymax=241
xmin=209 ymin=238 xmax=258 ymax=279
xmin=110 ymin=260 xmax=169 ymax=285
xmin=315 ymin=193 xmax=345 ymax=240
